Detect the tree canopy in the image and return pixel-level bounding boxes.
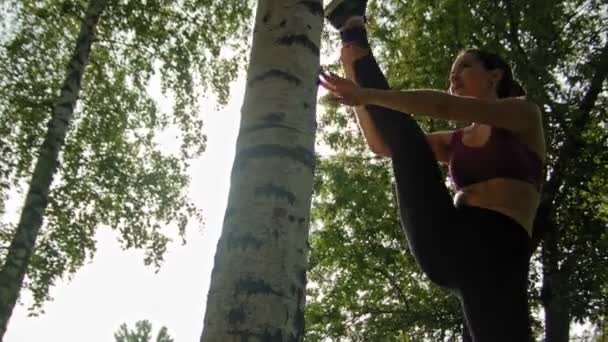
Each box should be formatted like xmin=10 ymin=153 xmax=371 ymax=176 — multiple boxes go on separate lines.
xmin=0 ymin=0 xmax=253 ymax=313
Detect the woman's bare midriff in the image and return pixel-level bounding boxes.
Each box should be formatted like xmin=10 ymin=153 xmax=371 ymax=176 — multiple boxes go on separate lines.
xmin=453 ymin=178 xmax=540 ymax=236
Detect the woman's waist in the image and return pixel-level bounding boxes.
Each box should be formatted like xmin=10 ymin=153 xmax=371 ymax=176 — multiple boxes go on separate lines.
xmin=454 ymin=178 xmax=541 ymax=235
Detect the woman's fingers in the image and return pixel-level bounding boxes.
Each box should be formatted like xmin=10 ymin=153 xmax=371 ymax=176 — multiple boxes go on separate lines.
xmin=319 ymin=69 xmax=333 ymax=80
xmin=318 ymin=78 xmax=338 ymax=92
xmin=320 ymin=70 xmax=344 ymax=83
xmin=328 ymin=95 xmax=350 ymax=106
xmin=319 ymin=73 xmax=346 ymax=93
xmin=319 ymin=69 xmax=361 ymax=106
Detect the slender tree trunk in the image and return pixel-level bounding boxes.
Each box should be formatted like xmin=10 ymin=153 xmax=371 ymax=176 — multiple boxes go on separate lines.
xmin=0 ymin=0 xmax=108 ymax=339
xmin=533 ymin=41 xmax=608 ymax=342
xmin=541 ymin=229 xmax=571 ymax=342
xmin=200 ymin=0 xmax=322 ymax=341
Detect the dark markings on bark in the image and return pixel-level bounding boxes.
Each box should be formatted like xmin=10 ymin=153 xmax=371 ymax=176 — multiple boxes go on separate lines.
xmin=293 ymin=287 xmax=306 ymax=337
xmin=241 ymin=123 xmax=302 ymax=136
xmin=249 ymin=69 xmax=302 ymax=88
xmin=227 ymin=305 xmax=246 ymax=324
xmin=273 ymin=207 xmax=288 ymax=219
xmin=265 ymin=112 xmax=286 ymax=123
xmin=298 ymin=217 xmax=305 ymax=225
xmin=242 ymin=111 xmax=313 ymax=135
xmin=280 ymin=20 xmax=286 ymax=27
xmin=234 ymin=145 xmax=315 ymax=173
xmin=255 ymin=183 xmax=296 ymax=205
xmin=235 ymin=277 xmax=284 ymax=297
xmin=263 ymin=12 xmax=270 ymax=24
xmin=298 ymin=1 xmax=323 ymax=16
xmin=228 ymin=329 xmax=287 ymax=342
xmin=227 ymin=330 xmax=247 ymax=342
xmin=273 ymin=229 xmax=279 ymax=240
xmin=298 ymin=269 xmax=307 ymax=285
xmin=288 ymin=215 xmax=295 ymax=222
xmin=276 ymin=34 xmax=320 ymax=56
xmin=261 ymin=329 xmax=284 ymax=342
xmin=303 ymin=102 xmax=310 ymax=109
xmin=227 ymin=232 xmax=265 ymax=250
xmin=296 ymin=248 xmax=304 ymax=255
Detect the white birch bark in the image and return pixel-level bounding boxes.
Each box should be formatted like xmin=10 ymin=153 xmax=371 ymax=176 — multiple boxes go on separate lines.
xmin=0 ymin=0 xmax=108 ymax=339
xmin=201 ymin=0 xmax=323 ymax=341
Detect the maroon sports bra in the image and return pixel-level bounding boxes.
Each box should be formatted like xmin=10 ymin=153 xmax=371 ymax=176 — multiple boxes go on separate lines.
xmin=448 ymin=126 xmax=543 ymax=191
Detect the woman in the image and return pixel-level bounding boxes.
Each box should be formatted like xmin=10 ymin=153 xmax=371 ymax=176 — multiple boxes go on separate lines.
xmin=319 ymin=0 xmax=546 ymax=341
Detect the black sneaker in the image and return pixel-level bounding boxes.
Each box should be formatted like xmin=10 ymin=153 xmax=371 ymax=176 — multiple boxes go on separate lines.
xmin=324 ymin=0 xmax=368 ymax=31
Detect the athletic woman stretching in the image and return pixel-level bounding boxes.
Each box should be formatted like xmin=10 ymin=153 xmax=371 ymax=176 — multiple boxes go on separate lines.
xmin=319 ymin=0 xmax=546 ymax=341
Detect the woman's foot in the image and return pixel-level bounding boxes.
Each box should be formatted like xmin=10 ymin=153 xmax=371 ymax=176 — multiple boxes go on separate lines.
xmin=324 ymin=0 xmax=368 ymax=31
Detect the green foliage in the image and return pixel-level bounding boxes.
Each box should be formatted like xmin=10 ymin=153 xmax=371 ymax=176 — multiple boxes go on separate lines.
xmin=307 ymin=153 xmax=462 ymax=341
xmin=114 ymin=320 xmax=174 ymax=342
xmin=0 ymin=0 xmax=252 ymax=313
xmin=309 ymin=0 xmax=607 ymax=340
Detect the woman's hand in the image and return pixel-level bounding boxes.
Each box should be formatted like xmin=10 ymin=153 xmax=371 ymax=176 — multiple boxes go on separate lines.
xmin=319 ymin=70 xmax=368 ymax=106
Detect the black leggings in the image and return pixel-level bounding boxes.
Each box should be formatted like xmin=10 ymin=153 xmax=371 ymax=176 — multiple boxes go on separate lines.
xmin=350 ymin=46 xmax=533 ymax=341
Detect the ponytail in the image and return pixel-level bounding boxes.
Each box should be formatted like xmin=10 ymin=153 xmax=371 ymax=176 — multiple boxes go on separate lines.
xmin=463 ymin=49 xmax=526 ymax=98
xmin=508 ymin=79 xmax=526 ymax=98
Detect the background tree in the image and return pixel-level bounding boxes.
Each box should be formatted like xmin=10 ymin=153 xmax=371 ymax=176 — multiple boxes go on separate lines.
xmin=200 ymin=0 xmax=323 ymax=340
xmin=0 ymin=0 xmax=252 ymax=334
xmin=114 ymin=320 xmax=174 ymax=342
xmin=307 ymin=0 xmax=607 ymax=341
xmin=0 ymin=1 xmax=110 ymax=338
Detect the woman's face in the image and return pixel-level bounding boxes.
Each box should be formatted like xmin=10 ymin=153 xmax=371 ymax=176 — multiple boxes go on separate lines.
xmin=449 ymin=53 xmax=502 ymax=98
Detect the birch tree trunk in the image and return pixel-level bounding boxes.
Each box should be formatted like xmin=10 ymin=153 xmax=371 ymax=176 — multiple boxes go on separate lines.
xmin=0 ymin=0 xmax=108 ymax=339
xmin=201 ymin=0 xmax=322 ymax=340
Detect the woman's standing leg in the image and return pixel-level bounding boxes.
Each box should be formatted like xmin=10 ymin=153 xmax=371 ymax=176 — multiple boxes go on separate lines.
xmin=456 ymin=208 xmax=533 ymax=341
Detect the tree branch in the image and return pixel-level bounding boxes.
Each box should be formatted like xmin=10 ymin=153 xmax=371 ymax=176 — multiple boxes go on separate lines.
xmin=371 ymin=264 xmax=411 ymax=312
xmin=532 ymin=41 xmax=608 ymax=245
xmin=579 ymin=43 xmax=608 ymax=115
xmin=504 ymin=0 xmax=528 ymax=62
xmin=96 ymin=38 xmax=157 ymax=59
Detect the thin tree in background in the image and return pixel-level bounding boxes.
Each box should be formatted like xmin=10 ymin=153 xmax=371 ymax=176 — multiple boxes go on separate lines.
xmin=201 ymin=0 xmax=323 ymax=340
xmin=0 ymin=0 xmax=108 ymax=339
xmin=0 ymin=0 xmax=251 ymax=320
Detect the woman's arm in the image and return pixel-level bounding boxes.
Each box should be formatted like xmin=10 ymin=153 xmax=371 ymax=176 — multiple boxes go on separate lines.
xmin=352 ymin=106 xmax=392 ymax=157
xmin=360 ymin=89 xmax=542 ymax=134
xmin=320 ymin=72 xmax=542 ymax=135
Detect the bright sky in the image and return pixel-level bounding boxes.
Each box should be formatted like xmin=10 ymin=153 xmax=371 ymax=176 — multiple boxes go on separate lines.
xmin=5 ymin=76 xmax=245 ymax=341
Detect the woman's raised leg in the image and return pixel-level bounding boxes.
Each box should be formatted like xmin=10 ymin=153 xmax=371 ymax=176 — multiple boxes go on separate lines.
xmin=340 ymin=26 xmax=459 ymax=287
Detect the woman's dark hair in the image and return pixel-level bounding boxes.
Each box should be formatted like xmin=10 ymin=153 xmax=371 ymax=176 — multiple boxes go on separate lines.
xmin=462 ymin=49 xmax=526 ymax=98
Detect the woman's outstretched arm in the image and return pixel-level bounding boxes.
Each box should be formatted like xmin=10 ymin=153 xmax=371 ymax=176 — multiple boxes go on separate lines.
xmin=320 ymin=72 xmax=542 ymax=135
xmin=360 ymin=89 xmax=541 ymax=133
